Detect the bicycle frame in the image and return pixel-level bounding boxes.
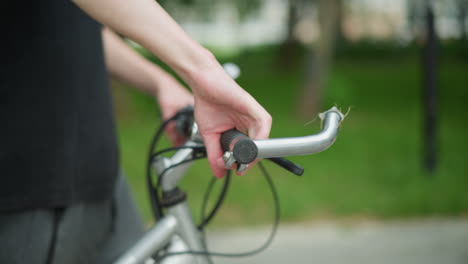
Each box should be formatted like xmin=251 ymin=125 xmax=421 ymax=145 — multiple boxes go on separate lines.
xmin=115 ymin=142 xmax=209 ymax=264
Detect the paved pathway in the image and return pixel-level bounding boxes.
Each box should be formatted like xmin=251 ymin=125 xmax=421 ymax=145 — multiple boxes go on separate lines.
xmin=205 ymin=218 xmax=468 ymax=264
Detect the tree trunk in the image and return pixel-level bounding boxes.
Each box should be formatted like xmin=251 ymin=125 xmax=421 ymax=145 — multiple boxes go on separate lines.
xmin=297 ymin=0 xmax=340 ymax=119
xmin=335 ymin=0 xmax=345 ymax=48
xmin=458 ymin=0 xmax=467 ymax=42
xmin=278 ymin=0 xmax=300 ymax=69
xmin=422 ymin=2 xmax=439 ymax=174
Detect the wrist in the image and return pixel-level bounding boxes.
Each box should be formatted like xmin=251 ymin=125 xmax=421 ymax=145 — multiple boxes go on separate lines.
xmin=178 ymin=48 xmax=220 ymax=91
xmin=151 ymin=74 xmax=174 ymax=100
xmin=147 ymin=66 xmax=178 ymax=98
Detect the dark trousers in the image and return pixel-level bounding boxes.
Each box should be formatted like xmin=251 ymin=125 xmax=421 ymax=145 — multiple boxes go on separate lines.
xmin=0 ymin=174 xmax=145 ymax=264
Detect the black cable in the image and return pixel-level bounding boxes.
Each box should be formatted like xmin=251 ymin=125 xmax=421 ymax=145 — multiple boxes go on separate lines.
xmin=155 ymin=153 xmax=207 ymax=189
xmin=146 ymin=110 xmax=196 ymax=221
xmin=197 ymin=173 xmax=231 ymax=264
xmin=146 ymin=117 xmax=174 ymax=220
xmin=198 ymin=170 xmax=231 ymax=230
xmin=148 ymin=151 xmax=207 ymax=262
xmin=197 ymin=169 xmax=231 ymax=264
xmin=155 ymin=161 xmax=280 ymax=261
xmin=150 ymin=145 xmax=206 ymax=161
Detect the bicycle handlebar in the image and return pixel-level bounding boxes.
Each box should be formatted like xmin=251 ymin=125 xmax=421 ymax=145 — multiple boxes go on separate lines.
xmin=172 ymin=106 xmax=344 ymax=175
xmin=220 ymin=107 xmax=345 ymax=164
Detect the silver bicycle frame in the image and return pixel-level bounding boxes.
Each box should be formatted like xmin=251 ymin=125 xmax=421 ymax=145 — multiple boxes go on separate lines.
xmin=114 ymin=143 xmax=210 ymax=264
xmin=114 ymin=106 xmax=345 ymax=264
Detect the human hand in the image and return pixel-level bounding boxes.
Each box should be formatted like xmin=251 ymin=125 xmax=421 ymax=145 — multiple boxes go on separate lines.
xmin=155 ymin=76 xmax=194 ymax=146
xmin=191 ymin=67 xmax=272 ymax=178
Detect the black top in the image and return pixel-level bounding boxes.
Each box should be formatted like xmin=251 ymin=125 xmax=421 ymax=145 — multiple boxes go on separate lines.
xmin=0 ymin=1 xmax=118 ymax=211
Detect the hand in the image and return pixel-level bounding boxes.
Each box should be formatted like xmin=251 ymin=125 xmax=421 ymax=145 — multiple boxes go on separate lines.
xmin=155 ymin=76 xmax=194 ymax=146
xmin=191 ymin=67 xmax=272 ymax=178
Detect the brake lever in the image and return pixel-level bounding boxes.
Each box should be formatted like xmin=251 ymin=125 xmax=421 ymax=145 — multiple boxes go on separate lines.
xmin=223 ymin=151 xmax=303 ymax=176
xmin=267 ymin=157 xmax=304 ymax=176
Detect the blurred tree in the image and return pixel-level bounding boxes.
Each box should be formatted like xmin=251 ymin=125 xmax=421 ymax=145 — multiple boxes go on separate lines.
xmin=297 ymin=0 xmax=342 ymax=118
xmin=457 ymin=0 xmax=468 ymax=41
xmin=422 ymin=0 xmax=439 ymax=174
xmin=277 ymin=0 xmax=301 ymax=68
xmin=278 ymin=0 xmax=345 ymax=69
xmin=335 ymin=0 xmax=345 ymax=45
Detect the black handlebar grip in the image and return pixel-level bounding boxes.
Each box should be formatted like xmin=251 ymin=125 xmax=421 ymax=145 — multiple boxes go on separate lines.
xmin=221 ymin=129 xmax=258 ymax=164
xmin=174 ymin=106 xmax=194 ymax=137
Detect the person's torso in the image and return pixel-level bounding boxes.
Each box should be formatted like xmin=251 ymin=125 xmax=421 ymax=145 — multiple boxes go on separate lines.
xmin=0 ymin=0 xmax=118 ymax=211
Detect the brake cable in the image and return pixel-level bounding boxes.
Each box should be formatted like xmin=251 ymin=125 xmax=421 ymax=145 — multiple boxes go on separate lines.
xmin=146 ymin=116 xmax=173 ymax=220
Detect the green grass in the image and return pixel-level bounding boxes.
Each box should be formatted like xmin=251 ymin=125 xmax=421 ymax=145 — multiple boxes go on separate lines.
xmin=114 ymin=45 xmax=468 ymax=226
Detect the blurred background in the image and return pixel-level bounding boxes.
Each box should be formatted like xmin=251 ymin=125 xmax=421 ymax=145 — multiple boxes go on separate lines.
xmin=113 ymin=0 xmax=467 ymax=262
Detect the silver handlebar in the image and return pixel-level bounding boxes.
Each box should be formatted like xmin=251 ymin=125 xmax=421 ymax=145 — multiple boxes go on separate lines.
xmin=254 ymin=107 xmax=344 ymax=159
xmin=160 ymin=107 xmax=344 ymax=190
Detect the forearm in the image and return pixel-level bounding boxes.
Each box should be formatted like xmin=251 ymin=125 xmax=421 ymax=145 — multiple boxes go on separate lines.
xmin=101 ymin=27 xmax=173 ymax=97
xmin=73 ymin=0 xmax=217 ymax=87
